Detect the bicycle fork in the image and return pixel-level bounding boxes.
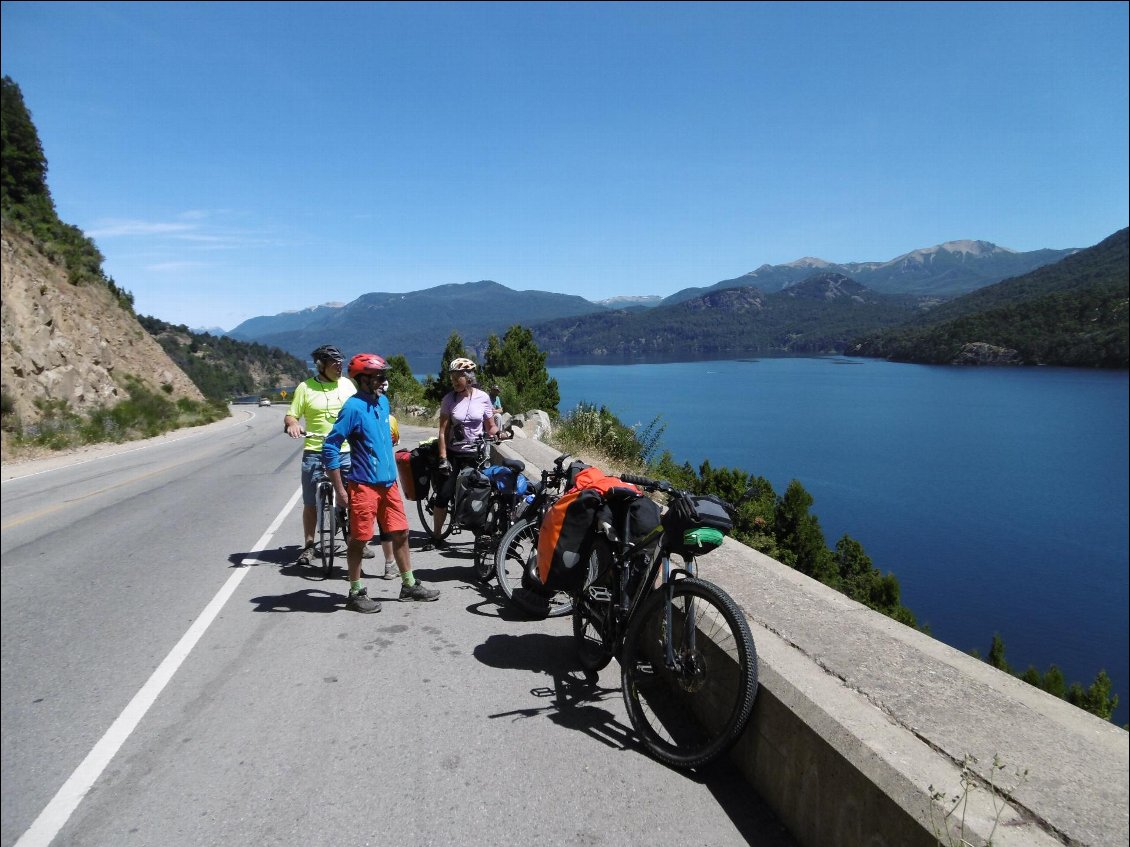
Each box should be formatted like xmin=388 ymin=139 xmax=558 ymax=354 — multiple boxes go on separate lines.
xmin=663 ymin=555 xmax=699 ymax=674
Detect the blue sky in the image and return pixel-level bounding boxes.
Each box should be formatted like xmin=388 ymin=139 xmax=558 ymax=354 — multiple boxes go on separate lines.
xmin=2 ymin=1 xmax=1127 ymax=331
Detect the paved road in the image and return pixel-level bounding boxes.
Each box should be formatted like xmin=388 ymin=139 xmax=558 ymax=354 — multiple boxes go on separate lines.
xmin=1 ymin=407 xmax=795 ymax=847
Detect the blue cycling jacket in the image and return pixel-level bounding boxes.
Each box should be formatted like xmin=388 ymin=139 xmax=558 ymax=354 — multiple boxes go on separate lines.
xmin=322 ymin=391 xmax=397 ymax=487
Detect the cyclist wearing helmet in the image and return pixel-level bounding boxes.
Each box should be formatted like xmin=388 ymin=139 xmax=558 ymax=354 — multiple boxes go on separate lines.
xmin=423 ymin=357 xmax=498 ymax=549
xmin=324 ymin=353 xmax=439 ymax=612
xmin=285 ymin=345 xmax=373 ymax=566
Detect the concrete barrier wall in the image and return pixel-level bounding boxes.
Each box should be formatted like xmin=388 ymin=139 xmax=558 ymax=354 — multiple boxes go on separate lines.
xmin=494 ymin=432 xmax=1129 ymax=847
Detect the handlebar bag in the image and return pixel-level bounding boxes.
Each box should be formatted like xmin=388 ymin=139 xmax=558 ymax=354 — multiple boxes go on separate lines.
xmin=452 ymin=467 xmax=492 ymax=529
xmin=663 ymin=494 xmax=733 ymax=557
xmin=537 ymin=487 xmax=604 ymax=592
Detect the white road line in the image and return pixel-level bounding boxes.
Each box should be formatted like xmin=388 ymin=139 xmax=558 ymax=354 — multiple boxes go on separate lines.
xmin=14 ymin=485 xmax=303 ymax=847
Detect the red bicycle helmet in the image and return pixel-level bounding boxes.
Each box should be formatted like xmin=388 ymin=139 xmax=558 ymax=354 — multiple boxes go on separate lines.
xmin=347 ymin=353 xmax=388 ymax=380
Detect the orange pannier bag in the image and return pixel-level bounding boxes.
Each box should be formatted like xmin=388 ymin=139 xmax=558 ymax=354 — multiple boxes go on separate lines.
xmin=537 ymin=488 xmax=603 ymax=592
xmin=537 ymin=469 xmax=641 ymax=592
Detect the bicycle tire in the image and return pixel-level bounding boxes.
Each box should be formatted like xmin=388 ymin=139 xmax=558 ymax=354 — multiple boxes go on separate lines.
xmin=318 ymin=488 xmax=337 ymax=579
xmin=572 ymin=539 xmax=615 ymax=671
xmin=472 ymin=500 xmax=501 ymax=582
xmin=494 ymin=517 xmax=577 ymax=618
xmin=620 ymin=577 xmax=758 ymax=770
xmin=416 ymin=491 xmax=454 ymax=541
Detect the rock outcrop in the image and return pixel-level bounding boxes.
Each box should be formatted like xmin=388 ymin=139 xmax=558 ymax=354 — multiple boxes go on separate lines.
xmin=1 ymin=224 xmax=204 ymax=428
xmin=951 ymin=341 xmax=1022 ymax=366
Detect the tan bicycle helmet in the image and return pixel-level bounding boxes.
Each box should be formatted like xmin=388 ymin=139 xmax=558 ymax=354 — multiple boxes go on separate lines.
xmin=448 ymin=357 xmax=476 ymax=373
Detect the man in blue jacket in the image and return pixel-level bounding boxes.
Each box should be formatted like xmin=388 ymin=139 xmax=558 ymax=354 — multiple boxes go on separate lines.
xmin=323 ymin=353 xmax=439 ymax=613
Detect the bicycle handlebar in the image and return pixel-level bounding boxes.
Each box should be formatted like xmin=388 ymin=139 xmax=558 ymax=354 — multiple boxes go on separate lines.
xmin=620 ymin=473 xmax=673 ymax=493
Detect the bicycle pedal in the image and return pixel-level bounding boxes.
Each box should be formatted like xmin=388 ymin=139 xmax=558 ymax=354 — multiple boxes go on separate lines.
xmin=586 ymin=586 xmax=612 ymax=604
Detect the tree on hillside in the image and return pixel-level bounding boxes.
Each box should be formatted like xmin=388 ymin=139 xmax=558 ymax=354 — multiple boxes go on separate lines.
xmin=1 ymin=75 xmax=131 ymax=304
xmin=482 ymin=324 xmax=560 ymax=415
xmin=384 ymin=353 xmax=424 ymax=410
xmin=1 ymin=75 xmax=50 ymax=213
xmin=774 ymin=480 xmax=835 ymax=582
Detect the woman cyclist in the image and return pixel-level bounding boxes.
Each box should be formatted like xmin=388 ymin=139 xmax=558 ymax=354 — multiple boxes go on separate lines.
xmin=422 ymin=357 xmax=498 ymax=549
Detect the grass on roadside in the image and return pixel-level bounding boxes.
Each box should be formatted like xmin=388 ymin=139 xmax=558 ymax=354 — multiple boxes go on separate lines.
xmin=1 ymin=376 xmax=229 ymax=456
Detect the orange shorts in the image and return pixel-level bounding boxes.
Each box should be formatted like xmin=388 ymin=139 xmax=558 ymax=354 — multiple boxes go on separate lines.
xmin=347 ymin=481 xmax=408 ymax=541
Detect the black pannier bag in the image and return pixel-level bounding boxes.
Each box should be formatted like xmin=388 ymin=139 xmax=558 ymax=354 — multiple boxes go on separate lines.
xmin=452 ymin=467 xmax=492 ymax=530
xmin=600 ymin=487 xmax=662 ymax=548
xmin=662 ymin=493 xmax=733 ymax=557
xmin=409 ymin=440 xmax=437 ymax=499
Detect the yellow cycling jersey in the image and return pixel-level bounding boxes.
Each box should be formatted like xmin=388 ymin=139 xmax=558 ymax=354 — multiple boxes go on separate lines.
xmin=288 ymin=376 xmax=356 ymax=451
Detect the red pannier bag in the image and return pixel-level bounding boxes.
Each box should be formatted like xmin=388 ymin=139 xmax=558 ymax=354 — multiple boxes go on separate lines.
xmin=396 ymin=449 xmax=418 ymax=500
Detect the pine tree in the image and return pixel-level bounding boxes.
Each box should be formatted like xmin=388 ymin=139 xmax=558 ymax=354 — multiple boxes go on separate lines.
xmin=482 ymin=324 xmax=560 ymax=414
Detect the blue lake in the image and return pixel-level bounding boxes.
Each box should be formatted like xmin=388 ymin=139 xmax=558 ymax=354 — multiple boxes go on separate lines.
xmin=549 ymin=356 xmax=1130 ymax=725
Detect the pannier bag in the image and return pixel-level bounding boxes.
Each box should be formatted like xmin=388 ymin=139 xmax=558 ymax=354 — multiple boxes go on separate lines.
xmin=409 ymin=439 xmax=437 ymax=500
xmin=452 ymin=467 xmax=492 ymax=529
xmin=663 ymin=494 xmax=733 ymax=557
xmin=395 ymin=449 xmax=417 ymax=501
xmin=537 ymin=488 xmax=604 ymax=591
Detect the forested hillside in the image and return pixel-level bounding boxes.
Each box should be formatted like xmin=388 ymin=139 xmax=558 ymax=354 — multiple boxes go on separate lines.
xmin=138 ymin=316 xmax=309 ymax=401
xmin=532 ymin=274 xmax=923 ymax=358
xmin=850 ymin=228 xmax=1129 ymax=368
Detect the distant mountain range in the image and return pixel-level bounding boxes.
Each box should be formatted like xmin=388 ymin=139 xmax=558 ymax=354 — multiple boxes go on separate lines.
xmin=661 ymin=240 xmax=1079 ymax=304
xmin=850 ymin=228 xmax=1128 ymax=367
xmin=224 ymin=236 xmax=1117 ymax=370
xmin=229 ymin=281 xmax=600 ymax=370
xmin=532 ymin=273 xmax=923 ymax=360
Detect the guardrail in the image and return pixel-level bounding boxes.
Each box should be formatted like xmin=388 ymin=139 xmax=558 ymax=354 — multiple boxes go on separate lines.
xmin=492 ymin=434 xmax=1128 ymax=847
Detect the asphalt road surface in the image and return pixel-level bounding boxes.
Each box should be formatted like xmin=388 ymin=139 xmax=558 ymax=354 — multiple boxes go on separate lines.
xmin=1 ymin=406 xmax=795 ymax=847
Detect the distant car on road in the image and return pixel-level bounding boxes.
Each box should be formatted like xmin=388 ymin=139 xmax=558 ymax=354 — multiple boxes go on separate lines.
xmin=259 ymin=397 xmax=272 ymax=407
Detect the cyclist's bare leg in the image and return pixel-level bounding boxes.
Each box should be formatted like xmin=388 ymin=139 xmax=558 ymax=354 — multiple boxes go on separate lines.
xmin=432 ymin=507 xmax=447 ymax=537
xmin=302 ymin=505 xmax=317 ymax=546
xmin=346 ymin=538 xmax=367 ymax=584
xmin=390 ymin=529 xmax=411 ymax=575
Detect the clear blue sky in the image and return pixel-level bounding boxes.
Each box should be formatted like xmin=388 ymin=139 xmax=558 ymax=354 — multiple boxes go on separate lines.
xmin=3 ymin=1 xmax=1127 ymax=331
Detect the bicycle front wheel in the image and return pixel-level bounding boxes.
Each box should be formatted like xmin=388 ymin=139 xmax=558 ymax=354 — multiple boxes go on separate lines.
xmin=319 ymin=493 xmax=338 ymax=579
xmin=621 ymin=578 xmax=758 ymax=770
xmin=416 ymin=491 xmax=454 ymax=541
xmin=494 ymin=517 xmax=577 ymax=617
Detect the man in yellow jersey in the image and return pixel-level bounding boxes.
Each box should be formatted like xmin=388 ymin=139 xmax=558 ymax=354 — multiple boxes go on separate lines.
xmin=283 ymin=344 xmax=374 ymax=566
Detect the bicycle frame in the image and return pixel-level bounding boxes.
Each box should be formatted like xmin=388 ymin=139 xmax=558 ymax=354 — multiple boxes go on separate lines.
xmin=582 ymin=495 xmax=707 ymax=670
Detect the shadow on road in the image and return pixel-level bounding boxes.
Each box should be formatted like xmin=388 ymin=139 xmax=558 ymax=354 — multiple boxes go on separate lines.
xmin=476 ymin=632 xmax=797 ymax=845
xmin=247 ymin=588 xmax=345 ymax=613
xmin=228 ymin=545 xmax=298 ymax=568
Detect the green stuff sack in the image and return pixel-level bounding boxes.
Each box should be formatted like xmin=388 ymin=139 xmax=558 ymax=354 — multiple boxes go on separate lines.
xmin=681 ymin=527 xmax=725 ymax=554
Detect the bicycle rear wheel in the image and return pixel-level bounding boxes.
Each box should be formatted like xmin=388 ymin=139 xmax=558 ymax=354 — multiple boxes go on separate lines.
xmin=472 ymin=500 xmax=503 ymax=582
xmin=494 ymin=517 xmax=577 ymax=618
xmin=620 ymin=578 xmax=758 ymax=770
xmin=416 ymin=491 xmax=454 ymax=541
xmin=572 ymin=539 xmax=615 ymax=671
